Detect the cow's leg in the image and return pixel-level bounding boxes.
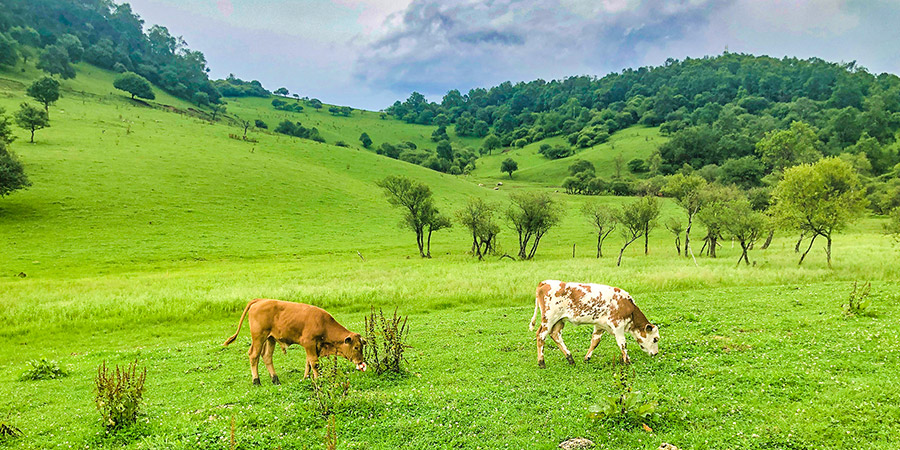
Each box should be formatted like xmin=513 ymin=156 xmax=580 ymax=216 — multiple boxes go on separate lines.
xmin=614 ymin=331 xmax=631 ymax=364
xmin=584 ymin=327 xmax=605 ymax=362
xmin=303 ymin=344 xmax=319 ymax=379
xmin=549 ymin=321 xmax=575 ymax=365
xmin=535 ymin=321 xmax=549 ymax=369
xmin=262 ymin=337 xmax=280 ymax=385
xmin=247 ymin=334 xmax=266 ymax=385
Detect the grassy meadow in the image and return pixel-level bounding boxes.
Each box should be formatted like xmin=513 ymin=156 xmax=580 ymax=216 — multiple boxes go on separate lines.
xmin=1 ymin=62 xmax=899 ymax=449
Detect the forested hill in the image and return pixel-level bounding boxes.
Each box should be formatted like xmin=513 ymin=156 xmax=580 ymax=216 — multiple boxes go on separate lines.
xmin=0 ymin=0 xmax=240 ymax=103
xmin=389 ymin=53 xmax=900 ymax=176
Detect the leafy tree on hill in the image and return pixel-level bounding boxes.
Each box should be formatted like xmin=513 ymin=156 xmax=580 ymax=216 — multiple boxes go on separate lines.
xmin=773 ymin=157 xmax=867 ymax=268
xmin=663 ymin=173 xmax=708 ymax=259
xmin=274 ymin=87 xmax=289 ymax=96
xmin=213 ymin=75 xmax=270 ymax=97
xmin=55 ymin=34 xmax=83 ymax=63
xmin=309 ymin=99 xmax=323 ymax=110
xmin=114 ymin=72 xmax=155 ymax=100
xmin=506 ymin=192 xmax=560 ymax=260
xmin=210 ymin=103 xmax=227 ymax=121
xmin=0 ymin=33 xmax=18 ymax=67
xmin=8 ymin=26 xmax=40 ymax=47
xmin=481 ymin=134 xmax=500 ymax=155
xmin=755 ymin=121 xmax=821 ymax=172
xmin=501 ymin=158 xmax=518 ymax=179
xmin=254 ymin=119 xmax=268 ymax=129
xmin=723 ymin=197 xmax=771 ymax=267
xmin=436 ymin=140 xmax=453 ymax=161
xmin=456 ymin=197 xmax=500 ymax=260
xmin=696 ymin=184 xmax=742 ymax=258
xmin=377 ymin=175 xmax=450 ymax=258
xmin=36 ymin=45 xmax=76 ymax=79
xmin=26 ymin=77 xmax=60 ymax=115
xmin=0 ymin=108 xmax=30 ymax=199
xmin=192 ymin=91 xmax=210 ymax=107
xmin=359 ymin=132 xmax=372 ymax=149
xmin=14 ymin=103 xmax=50 ymax=143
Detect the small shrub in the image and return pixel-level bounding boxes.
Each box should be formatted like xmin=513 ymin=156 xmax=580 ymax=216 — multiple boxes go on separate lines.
xmin=589 ymin=366 xmax=658 ymax=429
xmin=364 ymin=307 xmax=410 ymax=375
xmin=842 ymin=281 xmax=872 ymax=316
xmin=95 ymin=360 xmax=147 ymax=430
xmin=19 ymin=358 xmax=68 ymax=381
xmin=310 ymin=356 xmax=350 ymax=450
xmin=335 ymin=140 xmax=349 ymax=147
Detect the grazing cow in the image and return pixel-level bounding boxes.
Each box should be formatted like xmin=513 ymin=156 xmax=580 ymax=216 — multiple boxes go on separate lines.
xmin=223 ymin=299 xmax=367 ymax=384
xmin=529 ymin=280 xmax=659 ymax=367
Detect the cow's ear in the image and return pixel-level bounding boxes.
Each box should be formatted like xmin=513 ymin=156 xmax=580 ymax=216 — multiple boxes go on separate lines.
xmin=344 ymin=336 xmax=352 ymax=344
xmin=645 ymin=324 xmax=654 ymax=332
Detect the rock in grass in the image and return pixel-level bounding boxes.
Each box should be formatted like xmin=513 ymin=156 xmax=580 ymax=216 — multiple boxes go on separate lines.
xmin=559 ymin=437 xmax=594 ymax=449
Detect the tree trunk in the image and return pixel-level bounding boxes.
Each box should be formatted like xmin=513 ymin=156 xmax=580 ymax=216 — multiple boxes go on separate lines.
xmin=826 ymin=235 xmax=833 ymax=269
xmin=736 ymin=241 xmax=749 ymax=267
xmin=684 ymin=214 xmax=693 ymax=258
xmin=761 ymin=229 xmax=774 ymax=250
xmin=644 ymin=225 xmax=650 ymax=255
xmin=794 ymin=231 xmax=805 ymax=253
xmin=798 ymin=233 xmax=817 ymax=265
xmin=426 ymin=229 xmax=433 ymax=258
xmin=416 ymin=230 xmax=425 ymax=258
xmin=30 ymin=129 xmax=35 ymax=143
xmin=709 ymin=236 xmax=718 ymax=258
xmin=617 ymin=237 xmax=638 ymax=267
xmin=674 ymin=236 xmax=681 ymax=256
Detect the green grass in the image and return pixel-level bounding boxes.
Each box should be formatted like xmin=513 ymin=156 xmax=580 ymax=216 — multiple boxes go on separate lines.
xmin=2 ymin=61 xmax=900 ymax=449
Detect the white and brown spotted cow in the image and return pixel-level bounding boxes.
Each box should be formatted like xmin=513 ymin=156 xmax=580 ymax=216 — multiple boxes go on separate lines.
xmin=529 ymin=280 xmax=659 ymax=368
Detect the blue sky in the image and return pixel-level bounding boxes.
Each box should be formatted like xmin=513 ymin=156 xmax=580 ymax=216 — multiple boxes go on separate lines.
xmin=126 ymin=0 xmax=900 ymax=110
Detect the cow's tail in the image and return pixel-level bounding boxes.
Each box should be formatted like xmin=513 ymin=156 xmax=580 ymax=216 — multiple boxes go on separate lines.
xmin=529 ymin=295 xmax=540 ymax=331
xmin=223 ymin=298 xmax=262 ymax=346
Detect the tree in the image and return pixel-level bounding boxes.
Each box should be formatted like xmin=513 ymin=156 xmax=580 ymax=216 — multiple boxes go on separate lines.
xmin=664 ymin=217 xmax=684 ymax=256
xmin=506 ymin=192 xmax=561 ymax=260
xmin=755 ymin=121 xmax=821 ymax=172
xmin=773 ymin=157 xmax=867 ymax=268
xmin=192 ymin=91 xmax=210 ymax=107
xmin=696 ymin=184 xmax=741 ymax=258
xmin=359 ymin=132 xmax=372 ymax=149
xmin=376 ymin=175 xmax=449 ymax=258
xmin=482 ymin=134 xmax=501 ymax=155
xmin=663 ymin=173 xmax=708 ymax=259
xmin=501 ymin=158 xmax=518 ymax=179
xmin=582 ymin=201 xmax=616 ymax=257
xmin=723 ymin=198 xmax=771 ymax=267
xmin=56 ymin=34 xmax=83 ymax=63
xmin=240 ymin=119 xmax=252 ymax=138
xmin=36 ymin=45 xmax=76 ymax=79
xmin=456 ymin=197 xmax=500 ymax=260
xmin=211 ymin=102 xmax=227 ymax=121
xmin=0 ymin=33 xmax=18 ymax=67
xmin=886 ymin=207 xmax=900 ymax=244
xmin=436 ymin=140 xmax=453 ymax=161
xmin=614 ymin=196 xmax=658 ymax=266
xmin=309 ymin=98 xmax=323 ymax=109
xmin=274 ymin=87 xmax=289 ymax=97
xmin=14 ymin=103 xmax=50 ymax=143
xmin=114 ymin=72 xmax=155 ymax=100
xmin=0 ymin=107 xmax=29 ymax=198
xmin=26 ymin=77 xmax=61 ymax=114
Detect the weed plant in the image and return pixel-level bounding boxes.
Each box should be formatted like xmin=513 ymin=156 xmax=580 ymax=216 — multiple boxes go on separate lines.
xmin=364 ymin=306 xmax=410 ymax=375
xmin=18 ymin=359 xmax=68 ymax=381
xmin=94 ymin=360 xmax=147 ymax=430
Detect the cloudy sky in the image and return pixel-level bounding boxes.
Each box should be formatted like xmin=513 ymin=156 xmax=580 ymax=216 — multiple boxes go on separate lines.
xmin=126 ymin=0 xmax=900 ymax=110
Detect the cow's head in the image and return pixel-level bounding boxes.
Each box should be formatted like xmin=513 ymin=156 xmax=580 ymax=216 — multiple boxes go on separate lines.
xmin=632 ymin=323 xmax=660 ymax=356
xmin=339 ymin=333 xmax=367 ymax=371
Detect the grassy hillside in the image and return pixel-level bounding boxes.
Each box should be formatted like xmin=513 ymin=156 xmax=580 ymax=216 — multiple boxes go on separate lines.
xmin=2 ymin=61 xmax=900 ymax=450
xmin=471 ymin=127 xmax=665 ymax=186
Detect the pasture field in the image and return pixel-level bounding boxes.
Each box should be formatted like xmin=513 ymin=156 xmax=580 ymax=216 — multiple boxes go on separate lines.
xmin=2 ymin=62 xmax=900 ymax=449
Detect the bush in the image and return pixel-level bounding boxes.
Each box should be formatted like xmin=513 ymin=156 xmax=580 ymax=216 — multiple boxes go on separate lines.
xmin=254 ymin=119 xmax=268 ymax=129
xmin=19 ymin=358 xmax=68 ymax=381
xmin=309 ymin=356 xmax=350 ymax=450
xmin=628 ymin=158 xmax=648 ymax=173
xmin=95 ymin=360 xmax=147 ymax=430
xmin=589 ymin=366 xmax=659 ymax=429
xmin=843 ymin=281 xmax=873 ymax=317
xmin=363 ymin=307 xmax=410 ymax=375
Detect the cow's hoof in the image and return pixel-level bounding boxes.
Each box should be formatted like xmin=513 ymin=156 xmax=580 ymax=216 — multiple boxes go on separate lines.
xmin=271 ymin=375 xmax=281 ymax=385
xmin=583 ymin=356 xmax=591 ymax=363
xmin=566 ymin=354 xmax=575 ymax=365
xmin=538 ymin=360 xmax=546 ymax=369
xmin=252 ymin=378 xmax=261 ymax=386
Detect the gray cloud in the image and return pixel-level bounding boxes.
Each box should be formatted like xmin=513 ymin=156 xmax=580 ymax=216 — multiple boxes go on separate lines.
xmin=355 ymin=0 xmax=734 ymax=96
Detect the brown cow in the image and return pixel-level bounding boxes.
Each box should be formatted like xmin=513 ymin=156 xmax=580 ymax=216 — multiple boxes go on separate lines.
xmin=223 ymin=299 xmax=367 ymax=384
